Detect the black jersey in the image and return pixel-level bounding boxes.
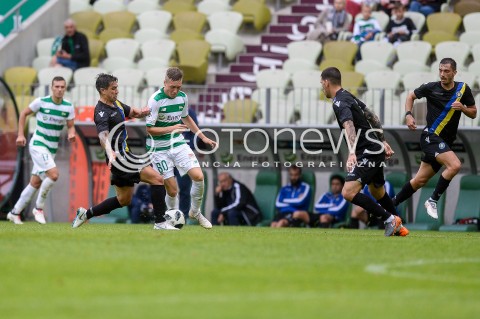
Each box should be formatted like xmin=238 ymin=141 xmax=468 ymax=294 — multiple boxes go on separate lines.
xmin=332 ymin=88 xmax=383 ymax=155
xmin=94 ymin=100 xmax=132 ymax=153
xmin=414 ymin=81 xmax=475 ymax=145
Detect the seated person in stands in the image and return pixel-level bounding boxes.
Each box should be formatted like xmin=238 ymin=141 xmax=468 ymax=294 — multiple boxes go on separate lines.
xmin=409 ymin=0 xmax=444 ymax=17
xmin=211 ymin=172 xmax=262 ymax=226
xmin=385 ymin=4 xmax=416 ymax=46
xmin=313 ymin=174 xmax=349 ymax=228
xmin=271 ymin=166 xmax=312 ymax=228
xmin=378 ymin=0 xmax=410 ymax=16
xmin=349 ymin=180 xmax=395 ymax=229
xmin=50 ymin=19 xmax=90 ymax=71
xmin=307 ymin=0 xmax=351 ymax=43
xmin=351 ymin=4 xmax=381 ymax=46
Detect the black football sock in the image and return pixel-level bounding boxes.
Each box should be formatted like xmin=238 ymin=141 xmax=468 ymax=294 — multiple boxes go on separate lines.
xmin=377 ymin=192 xmax=397 ymax=216
xmin=351 ymin=193 xmax=390 ymax=221
xmin=151 ymin=185 xmax=167 ymax=223
xmin=431 ymin=174 xmax=451 ymax=201
xmin=87 ymin=197 xmax=122 ymax=219
xmin=393 ymin=182 xmax=416 ymax=206
xmin=349 ymin=218 xmax=360 ymax=229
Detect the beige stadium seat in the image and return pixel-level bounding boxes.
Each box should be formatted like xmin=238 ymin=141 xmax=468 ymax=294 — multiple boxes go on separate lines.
xmin=402 ymin=72 xmax=436 ymax=89
xmin=36 ymin=38 xmax=55 ymax=57
xmin=127 ymin=0 xmax=161 ymax=15
xmin=287 ymin=71 xmax=323 ymax=123
xmin=459 ymin=31 xmax=480 ymax=47
xmin=282 ymin=59 xmax=318 ymax=75
xmin=73 ymin=67 xmax=107 ymax=85
xmin=396 ymin=41 xmax=431 ymax=65
xmin=137 ymin=10 xmax=172 ymax=36
xmin=355 ymin=60 xmax=389 ymax=76
xmin=198 ymin=0 xmax=231 ymax=16
xmin=145 ymin=67 xmax=169 ymax=87
xmin=32 ymin=56 xmax=52 ymax=72
xmin=93 ymin=0 xmax=126 ymax=14
xmin=393 ymin=60 xmax=429 ymax=76
xmin=101 ymin=57 xmax=136 ymax=72
xmin=453 ymin=71 xmax=476 ymax=88
xmin=162 ymin=0 xmax=197 ymax=15
xmin=472 ymin=44 xmax=480 ymax=62
xmin=205 ymin=29 xmax=244 ymax=61
xmin=176 ymin=40 xmax=211 ymax=83
xmin=232 ymin=0 xmax=271 ymax=31
xmin=102 ymin=11 xmax=136 ymax=33
xmin=134 ymin=28 xmax=168 ymax=43
xmin=463 ymin=12 xmax=480 ymax=32
xmin=113 ymin=68 xmax=145 ymax=91
xmin=364 ymin=70 xmax=402 ymax=125
xmin=360 ymin=41 xmax=395 ymax=66
xmin=371 ymin=10 xmax=390 ymax=31
xmin=98 ymin=29 xmax=133 ymax=43
xmin=286 ymin=40 xmax=322 ymax=64
xmin=71 ymin=11 xmax=102 ymax=34
xmin=35 ymin=67 xmax=73 ymax=97
xmin=251 ymin=69 xmax=290 ymax=121
xmin=292 ymin=70 xmax=323 ymax=89
xmin=4 ymin=67 xmax=37 ymax=96
xmin=207 ymin=11 xmax=243 ymax=33
xmin=222 ymin=99 xmax=259 ymax=123
xmin=173 ymin=11 xmax=207 ymax=33
xmin=433 ymin=41 xmax=470 ymax=70
xmin=105 ymin=38 xmax=140 ymax=61
xmin=69 ymin=0 xmax=93 ymax=15
xmin=137 ymin=57 xmax=169 ymax=72
xmin=467 ymin=61 xmax=480 ymax=81
xmin=71 ymin=67 xmax=107 ymax=106
xmin=404 ymin=11 xmax=425 ymax=33
xmin=141 ymin=39 xmax=175 ymax=62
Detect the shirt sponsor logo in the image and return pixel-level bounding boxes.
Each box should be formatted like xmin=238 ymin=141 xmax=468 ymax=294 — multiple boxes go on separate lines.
xmin=439 ymin=142 xmax=445 ymax=149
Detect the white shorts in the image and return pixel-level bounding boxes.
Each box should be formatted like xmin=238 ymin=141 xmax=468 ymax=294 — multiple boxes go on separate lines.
xmin=150 ymin=143 xmax=200 ymax=179
xmin=30 ymin=145 xmax=56 ymax=179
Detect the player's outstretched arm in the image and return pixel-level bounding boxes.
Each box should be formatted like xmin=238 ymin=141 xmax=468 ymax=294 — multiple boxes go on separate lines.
xmin=16 ymin=108 xmax=34 ymax=147
xmin=182 ymin=116 xmax=217 ymax=149
xmin=66 ymin=119 xmax=76 ymax=143
xmin=129 ymin=106 xmax=150 ymax=118
xmin=98 ymin=130 xmax=115 ymax=169
xmin=404 ymin=91 xmax=417 ymax=130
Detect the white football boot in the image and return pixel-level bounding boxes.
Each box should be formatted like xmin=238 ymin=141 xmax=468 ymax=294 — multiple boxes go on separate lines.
xmin=189 ymin=210 xmax=212 ymax=229
xmin=72 ymin=207 xmax=88 ymax=228
xmin=32 ymin=208 xmax=47 ymax=224
xmin=7 ymin=212 xmax=23 ymax=225
xmin=424 ymin=198 xmax=438 ymax=219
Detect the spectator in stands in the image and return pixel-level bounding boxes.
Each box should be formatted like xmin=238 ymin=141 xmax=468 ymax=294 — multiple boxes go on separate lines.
xmin=385 ymin=4 xmax=416 ymax=46
xmin=351 ymin=4 xmax=381 ymax=47
xmin=306 ymin=0 xmax=351 ymax=43
xmin=129 ymin=184 xmax=154 ymax=224
xmin=350 ymin=181 xmax=394 ymax=229
xmin=50 ymin=19 xmax=90 ymax=70
xmin=313 ymin=174 xmax=349 ymax=228
xmin=378 ymin=0 xmax=410 ymax=16
xmin=211 ymin=172 xmax=262 ymax=226
xmin=409 ymin=0 xmax=444 ymax=16
xmin=270 ymin=166 xmax=312 ymax=228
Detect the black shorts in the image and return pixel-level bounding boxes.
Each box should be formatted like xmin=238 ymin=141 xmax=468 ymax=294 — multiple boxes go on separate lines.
xmin=273 ymin=212 xmax=293 ymax=223
xmin=420 ymin=130 xmax=451 ymax=173
xmin=345 ymin=153 xmax=386 ymax=187
xmin=109 ymin=152 xmax=149 ymax=187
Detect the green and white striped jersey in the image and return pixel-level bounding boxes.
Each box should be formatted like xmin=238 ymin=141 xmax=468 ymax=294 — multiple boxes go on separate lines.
xmin=29 ymin=96 xmax=75 ymax=154
xmin=146 ymin=88 xmax=189 ymax=151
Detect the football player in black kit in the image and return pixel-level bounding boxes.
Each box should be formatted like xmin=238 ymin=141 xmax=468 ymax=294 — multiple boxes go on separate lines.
xmin=320 ymin=67 xmax=409 ymax=236
xmin=72 ymin=74 xmax=172 ymax=229
xmin=393 ymin=58 xmax=477 ymax=219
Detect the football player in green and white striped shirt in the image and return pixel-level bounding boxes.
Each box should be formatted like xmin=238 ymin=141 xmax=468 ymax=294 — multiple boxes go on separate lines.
xmin=7 ymin=76 xmax=75 ymax=225
xmin=146 ymin=67 xmax=217 ymax=230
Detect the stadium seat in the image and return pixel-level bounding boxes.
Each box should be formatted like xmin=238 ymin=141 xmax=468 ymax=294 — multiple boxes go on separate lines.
xmin=205 ymin=29 xmax=245 ymax=61
xmin=176 ymin=40 xmax=210 ymax=83
xmin=371 ymin=10 xmax=390 ymax=31
xmin=395 ymin=41 xmax=431 ymax=65
xmin=114 ymin=68 xmax=144 ymax=92
xmin=321 ymin=41 xmax=357 ymax=68
xmin=69 ymin=0 xmax=93 ymax=14
xmin=134 ymin=28 xmax=168 ymax=43
xmin=71 ymin=67 xmax=106 ymax=105
xmin=36 ymin=38 xmax=55 ymax=57
xmin=35 ymin=67 xmax=73 ymax=97
xmin=301 ymin=170 xmax=316 ymax=213
xmin=98 ymin=29 xmax=133 ymax=43
xmin=222 ymin=99 xmax=259 ymax=123
xmin=254 ymin=170 xmax=281 ymax=226
xmin=137 ymin=10 xmax=172 ymax=35
xmin=406 ymin=174 xmax=445 ymax=231
xmin=385 ymin=172 xmax=408 ymax=220
xmin=341 ymin=71 xmax=364 ymax=96
xmin=454 ymin=1 xmax=480 ymax=17
xmin=105 ymin=38 xmax=140 ymax=61
xmin=251 ymin=69 xmax=290 ymax=119
xmin=439 ymin=175 xmax=480 ymax=232
xmin=74 ymin=67 xmax=107 ymax=85
xmin=467 ymin=61 xmax=480 ymax=79
xmin=101 ymin=57 xmax=136 ymax=72
xmin=472 ymin=43 xmax=480 ymax=62
xmin=127 ymin=0 xmax=161 ymax=15
xmin=88 ymin=38 xmax=105 ymax=67
xmin=93 ymin=0 xmax=126 ymax=14
xmin=360 ymin=41 xmax=396 ymax=66
xmin=463 ymin=12 xmax=480 ymax=32
xmin=207 ymin=11 xmax=243 ymax=33
xmin=459 ymin=31 xmax=480 ymax=47
xmin=162 ymin=0 xmax=197 ymax=15
xmin=71 ymin=11 xmax=103 ymax=34
xmin=422 ymin=31 xmax=458 ymax=47
xmin=141 ymin=39 xmax=176 ymax=62
xmin=14 ymin=95 xmax=36 ymax=113
xmin=89 ymin=185 xmax=130 ymax=223
xmin=354 ymin=60 xmax=388 ymax=76
xmin=425 ymin=12 xmax=462 ymax=35
xmin=78 ymin=28 xmax=98 ymax=40
xmin=451 ymin=71 xmax=476 ymax=88
xmin=319 ymin=59 xmax=354 ymax=72
xmin=432 ymin=41 xmax=470 ymax=70
xmin=102 ymin=11 xmax=136 ymax=33
xmin=137 ymin=57 xmax=169 ymax=72
xmin=32 ymin=56 xmax=52 ymax=72
xmin=282 ymin=59 xmax=318 ymax=75
xmin=198 ymin=0 xmax=231 ymax=16
xmin=145 ymin=67 xmax=169 ymax=88
xmin=402 ymin=72 xmax=436 ymax=89
xmin=393 ymin=60 xmax=430 ymax=76
xmin=285 ymin=40 xmax=322 ymax=65
xmin=173 ymin=11 xmax=207 ymax=33
xmin=404 ymin=11 xmax=425 ymax=33
xmin=364 ymin=70 xmax=402 ymax=125
xmin=169 ymin=29 xmax=205 ymax=45
xmin=232 ymin=0 xmax=272 ymax=31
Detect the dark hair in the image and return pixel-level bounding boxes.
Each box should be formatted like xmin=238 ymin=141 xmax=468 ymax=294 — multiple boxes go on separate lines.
xmin=51 ymin=76 xmax=66 ymax=85
xmin=289 ymin=165 xmax=302 ymax=174
xmin=440 ymin=58 xmax=457 ymax=71
xmin=392 ymin=3 xmax=405 ymax=10
xmin=321 ymin=67 xmax=342 ymax=86
xmin=95 ymin=73 xmax=117 ymax=93
xmin=165 ymin=67 xmax=183 ymax=82
xmin=330 ymin=174 xmax=345 ymax=185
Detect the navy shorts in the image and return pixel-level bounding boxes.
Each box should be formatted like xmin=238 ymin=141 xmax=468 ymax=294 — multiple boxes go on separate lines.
xmin=420 ymin=130 xmax=452 ymax=173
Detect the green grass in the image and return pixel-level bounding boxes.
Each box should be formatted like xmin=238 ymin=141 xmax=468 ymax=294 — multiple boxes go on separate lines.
xmin=1 ymin=223 xmax=479 ymax=319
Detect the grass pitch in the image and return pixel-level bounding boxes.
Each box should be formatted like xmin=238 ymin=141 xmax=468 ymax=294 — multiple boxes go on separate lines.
xmin=1 ymin=223 xmax=479 ymax=319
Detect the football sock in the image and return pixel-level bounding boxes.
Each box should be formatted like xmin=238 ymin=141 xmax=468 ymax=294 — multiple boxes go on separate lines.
xmin=349 ymin=218 xmax=360 ymax=229
xmin=87 ymin=197 xmax=122 ymax=219
xmin=377 ymin=192 xmax=397 ymax=216
xmin=165 ymin=194 xmax=178 ymax=210
xmin=351 ymin=193 xmax=390 ymax=221
xmin=190 ymin=180 xmax=204 ymax=215
xmin=12 ymin=184 xmax=38 ymax=214
xmin=431 ymin=174 xmax=451 ymax=201
xmin=151 ymin=185 xmax=166 ymax=223
xmin=35 ymin=177 xmax=55 ymax=210
xmin=393 ymin=181 xmax=416 ymax=206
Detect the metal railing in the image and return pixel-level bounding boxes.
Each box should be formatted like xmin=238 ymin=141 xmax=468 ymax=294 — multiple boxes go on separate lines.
xmin=0 ymin=0 xmax=29 ymax=33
